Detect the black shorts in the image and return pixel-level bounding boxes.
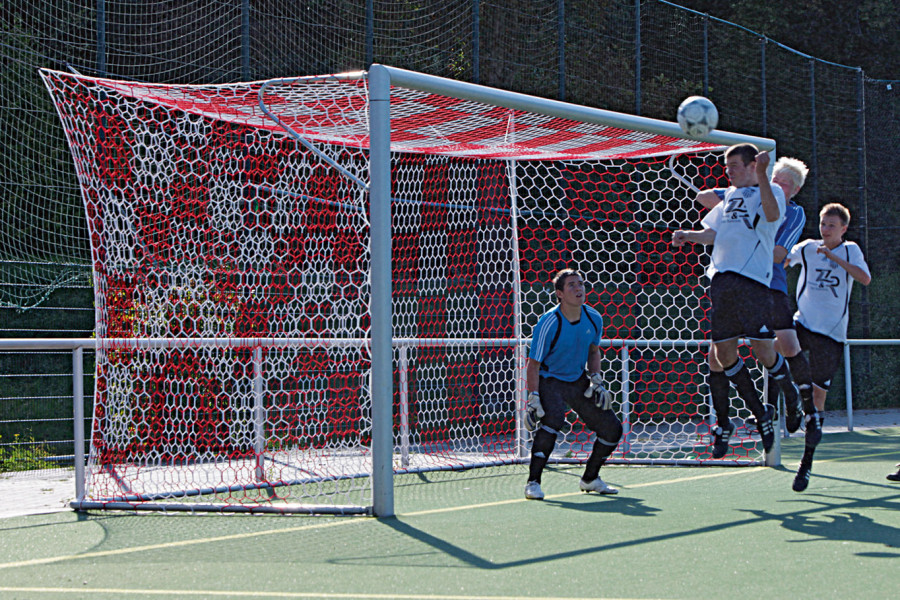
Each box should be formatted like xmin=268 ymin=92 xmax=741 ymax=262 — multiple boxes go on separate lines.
xmin=709 ymin=272 xmax=775 ymax=342
xmin=769 ymin=289 xmax=795 ymax=331
xmin=796 ymin=322 xmax=844 ymax=390
xmin=537 ymin=373 xmax=621 ymax=441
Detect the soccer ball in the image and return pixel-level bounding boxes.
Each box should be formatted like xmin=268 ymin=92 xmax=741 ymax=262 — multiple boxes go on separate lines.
xmin=676 ymin=96 xmax=718 ymax=137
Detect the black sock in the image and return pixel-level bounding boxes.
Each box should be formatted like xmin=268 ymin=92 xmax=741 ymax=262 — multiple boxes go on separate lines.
xmin=582 ymin=440 xmax=615 ymax=483
xmin=709 ymin=370 xmax=732 ymax=426
xmin=724 ymin=358 xmax=765 ymax=418
xmin=528 ymin=428 xmax=557 ymax=483
xmin=767 ymin=352 xmax=799 ymax=400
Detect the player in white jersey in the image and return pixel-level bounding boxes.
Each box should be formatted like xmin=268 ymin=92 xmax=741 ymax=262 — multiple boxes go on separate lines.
xmin=697 ymin=157 xmax=811 ymax=434
xmin=785 ymin=203 xmax=871 ymax=491
xmin=672 ymin=144 xmax=800 ymax=459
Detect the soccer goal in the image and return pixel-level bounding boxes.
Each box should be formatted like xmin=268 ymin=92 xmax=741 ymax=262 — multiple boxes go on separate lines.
xmin=40 ymin=64 xmax=776 ymax=516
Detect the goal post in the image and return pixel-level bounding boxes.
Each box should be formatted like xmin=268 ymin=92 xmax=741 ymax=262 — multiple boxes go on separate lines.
xmin=40 ymin=64 xmax=776 ymax=517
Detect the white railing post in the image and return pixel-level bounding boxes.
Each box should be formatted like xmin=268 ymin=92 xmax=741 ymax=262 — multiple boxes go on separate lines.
xmin=73 ymin=346 xmax=86 ymax=500
xmin=619 ymin=344 xmax=631 ymax=456
xmin=398 ymin=345 xmax=410 ymax=468
xmin=844 ymin=342 xmax=853 ymax=431
xmin=253 ymin=345 xmax=265 ymax=480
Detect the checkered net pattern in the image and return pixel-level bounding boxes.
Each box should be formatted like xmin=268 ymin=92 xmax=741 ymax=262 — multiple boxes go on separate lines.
xmin=40 ymin=69 xmax=761 ymax=511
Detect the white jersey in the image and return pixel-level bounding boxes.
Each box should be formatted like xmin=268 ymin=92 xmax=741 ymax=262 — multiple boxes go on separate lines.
xmin=787 ymin=239 xmax=870 ymax=342
xmin=700 ymin=184 xmax=786 ymax=286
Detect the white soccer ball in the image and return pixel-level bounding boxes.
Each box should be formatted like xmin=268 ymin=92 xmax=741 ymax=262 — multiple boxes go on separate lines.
xmin=676 ymin=96 xmax=718 ymax=137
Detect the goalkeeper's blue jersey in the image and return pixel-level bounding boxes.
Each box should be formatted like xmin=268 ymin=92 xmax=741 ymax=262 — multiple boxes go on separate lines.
xmin=529 ymin=305 xmax=603 ymax=382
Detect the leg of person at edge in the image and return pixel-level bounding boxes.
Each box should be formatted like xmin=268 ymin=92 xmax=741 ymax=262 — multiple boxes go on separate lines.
xmin=784 ymin=202 xmax=871 ymax=492
xmin=672 ymin=144 xmax=802 ymax=459
xmin=523 ymin=268 xmax=623 ymax=500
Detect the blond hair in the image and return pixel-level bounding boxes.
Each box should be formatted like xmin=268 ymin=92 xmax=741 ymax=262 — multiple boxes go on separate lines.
xmin=773 ymin=157 xmax=809 ymax=191
xmin=819 ymin=202 xmax=850 ymax=226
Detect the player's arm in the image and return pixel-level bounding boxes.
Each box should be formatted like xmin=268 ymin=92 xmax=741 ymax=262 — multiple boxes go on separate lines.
xmin=526 ymin=358 xmax=541 ymax=393
xmin=755 ymin=152 xmax=780 ymax=222
xmin=696 ymin=190 xmax=722 ymax=210
xmin=672 ymin=227 xmax=716 ymax=247
xmin=586 ymin=344 xmax=602 ymax=374
xmin=817 ymin=246 xmax=872 ymax=285
xmin=773 ymin=245 xmax=788 ymax=264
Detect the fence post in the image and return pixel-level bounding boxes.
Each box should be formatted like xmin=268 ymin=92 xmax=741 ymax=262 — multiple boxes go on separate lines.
xmin=73 ymin=346 xmax=86 ymax=501
xmin=557 ymin=0 xmax=566 ymax=101
xmin=634 ymin=0 xmax=641 ymax=115
xmin=702 ymin=14 xmax=709 ymax=97
xmin=810 ymin=59 xmax=818 ymax=206
xmin=844 ymin=343 xmax=854 ymax=431
xmin=472 ymin=0 xmax=480 ymax=84
xmin=241 ymin=0 xmax=250 ymax=80
xmin=760 ymin=37 xmax=767 ymax=136
xmin=96 ymin=0 xmax=106 ymax=76
xmin=365 ymin=0 xmax=374 ymax=67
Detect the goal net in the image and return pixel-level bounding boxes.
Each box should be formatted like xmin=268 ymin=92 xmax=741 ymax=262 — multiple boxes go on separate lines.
xmin=40 ymin=65 xmax=775 ymax=515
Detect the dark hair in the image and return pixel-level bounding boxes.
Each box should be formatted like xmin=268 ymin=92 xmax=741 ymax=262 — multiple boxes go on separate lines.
xmin=724 ymin=143 xmax=759 ymax=166
xmin=552 ymin=268 xmax=581 ymax=291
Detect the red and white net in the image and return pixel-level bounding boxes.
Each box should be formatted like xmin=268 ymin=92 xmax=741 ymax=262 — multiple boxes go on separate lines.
xmin=41 ymin=68 xmax=761 ymax=513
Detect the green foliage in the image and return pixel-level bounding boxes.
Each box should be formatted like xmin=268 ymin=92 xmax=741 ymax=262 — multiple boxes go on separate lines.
xmin=0 ymin=433 xmax=54 ymax=472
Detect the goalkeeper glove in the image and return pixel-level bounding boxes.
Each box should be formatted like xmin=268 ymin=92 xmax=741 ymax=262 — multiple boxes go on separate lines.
xmin=585 ymin=372 xmax=613 ymax=411
xmin=525 ymin=391 xmax=544 ymax=432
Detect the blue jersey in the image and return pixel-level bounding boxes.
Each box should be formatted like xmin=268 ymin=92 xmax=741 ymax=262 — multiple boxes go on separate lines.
xmin=529 ymin=305 xmax=603 ymax=382
xmin=769 ymin=200 xmax=806 ymax=294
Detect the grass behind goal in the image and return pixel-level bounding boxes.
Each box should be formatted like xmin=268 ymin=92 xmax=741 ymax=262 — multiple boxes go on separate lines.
xmin=1 ymin=428 xmax=897 ymax=600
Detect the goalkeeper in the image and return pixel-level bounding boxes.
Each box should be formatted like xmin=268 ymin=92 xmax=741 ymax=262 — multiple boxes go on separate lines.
xmin=523 ymin=268 xmax=622 ymax=501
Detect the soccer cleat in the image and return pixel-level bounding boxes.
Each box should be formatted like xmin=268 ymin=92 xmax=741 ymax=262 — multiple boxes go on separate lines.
xmin=756 ymin=404 xmax=776 ymax=452
xmin=784 ymin=384 xmax=803 ymax=434
xmin=793 ymin=460 xmax=812 ymax=492
xmin=524 ymin=480 xmax=545 ymax=500
xmin=579 ymin=477 xmax=619 ymax=495
xmin=711 ymin=422 xmax=735 ymax=459
xmin=887 ymin=464 xmax=900 ymax=482
xmin=804 ymin=413 xmax=823 ymax=448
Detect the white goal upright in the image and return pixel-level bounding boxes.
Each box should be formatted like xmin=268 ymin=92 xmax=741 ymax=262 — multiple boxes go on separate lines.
xmin=40 ymin=64 xmax=776 ymax=516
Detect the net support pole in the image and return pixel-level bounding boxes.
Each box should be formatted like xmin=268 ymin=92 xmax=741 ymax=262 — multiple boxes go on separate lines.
xmin=368 ymin=64 xmax=395 ymax=518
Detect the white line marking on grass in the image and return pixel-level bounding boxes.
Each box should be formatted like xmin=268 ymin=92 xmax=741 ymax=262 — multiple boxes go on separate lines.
xmin=0 ymin=587 xmax=650 ymax=600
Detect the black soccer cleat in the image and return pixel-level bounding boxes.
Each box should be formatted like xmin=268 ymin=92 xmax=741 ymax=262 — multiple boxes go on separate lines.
xmin=756 ymin=404 xmax=776 ymax=453
xmin=793 ymin=459 xmax=812 ymax=492
xmin=887 ymin=464 xmax=900 ymax=482
xmin=784 ymin=384 xmax=803 ymax=434
xmin=711 ymin=422 xmax=735 ymax=459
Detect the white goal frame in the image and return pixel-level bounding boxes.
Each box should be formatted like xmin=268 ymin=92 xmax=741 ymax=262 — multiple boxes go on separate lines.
xmin=38 ymin=64 xmax=780 ymax=518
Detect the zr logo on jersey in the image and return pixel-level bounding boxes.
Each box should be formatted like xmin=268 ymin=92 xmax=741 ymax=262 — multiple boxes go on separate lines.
xmin=723 ymin=196 xmax=755 ymax=230
xmin=814 ymin=268 xmax=840 ymax=297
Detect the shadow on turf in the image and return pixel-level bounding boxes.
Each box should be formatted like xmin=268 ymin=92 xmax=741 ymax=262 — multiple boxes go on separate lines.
xmin=542 ymin=495 xmax=661 ymax=517
xmin=742 ymin=489 xmax=900 ymax=555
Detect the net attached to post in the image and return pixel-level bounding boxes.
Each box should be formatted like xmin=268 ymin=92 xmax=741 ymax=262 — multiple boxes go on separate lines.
xmin=41 ymin=66 xmax=765 ymax=514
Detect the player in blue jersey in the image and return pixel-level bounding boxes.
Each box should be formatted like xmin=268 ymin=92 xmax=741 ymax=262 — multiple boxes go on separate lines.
xmin=697 ymin=157 xmax=812 ymax=434
xmin=785 ymin=203 xmax=871 ymax=491
xmin=523 ymin=268 xmax=622 ymax=500
xmin=672 ymin=144 xmax=800 ymax=459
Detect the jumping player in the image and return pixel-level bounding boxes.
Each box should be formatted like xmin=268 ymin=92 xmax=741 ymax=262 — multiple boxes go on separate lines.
xmin=672 ymin=144 xmax=800 ymax=459
xmin=523 ymin=268 xmax=622 ymax=500
xmin=697 ymin=157 xmax=811 ymax=433
xmin=785 ymin=203 xmax=871 ymax=491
